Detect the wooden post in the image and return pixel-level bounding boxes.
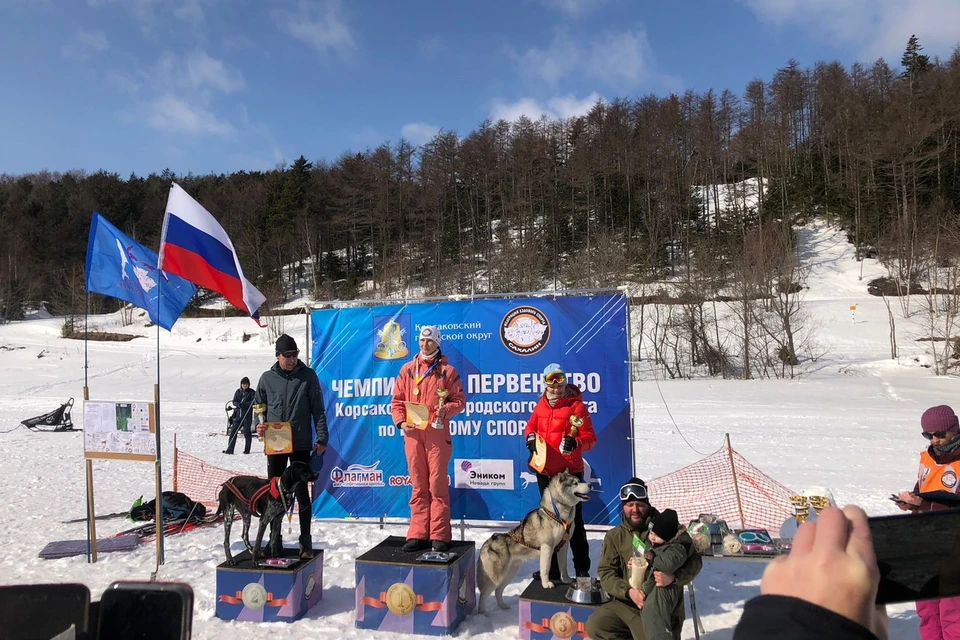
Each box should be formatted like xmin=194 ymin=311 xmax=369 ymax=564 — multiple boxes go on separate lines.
xmin=725 ymin=433 xmax=747 ymax=529
xmin=84 ymin=385 xmax=98 ymax=563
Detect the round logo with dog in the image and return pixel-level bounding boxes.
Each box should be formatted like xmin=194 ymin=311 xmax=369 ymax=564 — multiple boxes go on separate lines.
xmin=500 ymin=306 xmax=550 ymax=356
xmin=241 ymin=583 xmax=268 ymax=610
xmin=550 ymin=611 xmax=576 ymax=639
xmin=305 ymin=574 xmax=317 ymax=599
xmin=385 ymin=583 xmax=417 ymax=616
xmin=943 ymin=470 xmax=958 ymax=489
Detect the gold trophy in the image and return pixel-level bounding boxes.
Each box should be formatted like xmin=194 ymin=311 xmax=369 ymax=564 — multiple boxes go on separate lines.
xmin=432 ymin=389 xmax=449 ymax=429
xmin=569 ymin=415 xmax=583 ymax=437
xmin=253 ymin=403 xmax=267 ymax=439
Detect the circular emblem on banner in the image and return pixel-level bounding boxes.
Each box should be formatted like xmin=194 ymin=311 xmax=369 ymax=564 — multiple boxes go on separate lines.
xmin=241 ymin=583 xmax=268 ymax=610
xmin=550 ymin=611 xmax=576 ymax=639
xmin=943 ymin=470 xmax=958 ymax=489
xmin=500 ymin=306 xmax=550 ymax=356
xmin=385 ymin=583 xmax=417 ymax=616
xmin=305 ymin=574 xmax=317 ymax=599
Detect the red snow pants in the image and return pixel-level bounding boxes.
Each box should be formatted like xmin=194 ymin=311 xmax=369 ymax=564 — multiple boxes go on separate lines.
xmin=403 ymin=427 xmax=452 ymax=542
xmin=919 ymin=596 xmax=960 ymax=640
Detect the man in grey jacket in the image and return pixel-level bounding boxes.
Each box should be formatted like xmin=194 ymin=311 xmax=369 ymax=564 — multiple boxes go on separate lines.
xmin=254 ymin=333 xmax=328 ymax=558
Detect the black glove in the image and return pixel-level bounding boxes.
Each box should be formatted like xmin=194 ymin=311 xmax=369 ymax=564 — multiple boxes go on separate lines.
xmin=526 ymin=433 xmax=537 ymax=453
xmin=560 ymin=436 xmax=577 ymax=455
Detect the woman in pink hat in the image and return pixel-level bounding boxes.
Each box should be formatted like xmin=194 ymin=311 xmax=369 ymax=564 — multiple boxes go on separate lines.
xmin=897 ymin=404 xmax=960 ymax=639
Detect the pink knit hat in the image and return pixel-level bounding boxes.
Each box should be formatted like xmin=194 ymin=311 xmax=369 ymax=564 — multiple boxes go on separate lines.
xmin=921 ymin=405 xmax=959 ymax=434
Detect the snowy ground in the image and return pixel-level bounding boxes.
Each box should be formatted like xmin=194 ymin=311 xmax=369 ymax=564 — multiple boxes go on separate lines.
xmin=0 ymin=221 xmax=943 ymax=638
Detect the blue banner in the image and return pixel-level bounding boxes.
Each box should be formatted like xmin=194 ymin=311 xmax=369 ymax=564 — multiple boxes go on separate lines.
xmin=309 ymin=295 xmax=631 ymax=525
xmin=85 ymin=212 xmax=196 ymax=330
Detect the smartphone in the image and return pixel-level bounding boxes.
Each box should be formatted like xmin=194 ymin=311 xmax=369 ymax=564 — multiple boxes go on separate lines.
xmin=0 ymin=583 xmax=90 ymax=639
xmin=96 ymin=581 xmax=193 ymax=640
xmin=871 ymin=509 xmax=960 ymax=604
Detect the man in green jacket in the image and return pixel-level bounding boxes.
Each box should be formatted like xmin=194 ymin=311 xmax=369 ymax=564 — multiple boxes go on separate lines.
xmin=254 ymin=334 xmax=328 ymax=558
xmin=586 ymin=478 xmax=703 ymax=640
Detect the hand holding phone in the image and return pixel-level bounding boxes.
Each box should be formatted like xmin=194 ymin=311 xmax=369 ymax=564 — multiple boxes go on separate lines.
xmin=759 ymin=506 xmax=889 ymax=638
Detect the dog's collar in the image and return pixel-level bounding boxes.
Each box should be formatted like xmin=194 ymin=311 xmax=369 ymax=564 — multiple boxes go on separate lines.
xmin=541 ymin=497 xmax=570 ymax=531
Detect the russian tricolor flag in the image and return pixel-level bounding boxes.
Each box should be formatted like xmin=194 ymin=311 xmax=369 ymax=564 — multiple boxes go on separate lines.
xmin=159 ymin=183 xmax=266 ymax=324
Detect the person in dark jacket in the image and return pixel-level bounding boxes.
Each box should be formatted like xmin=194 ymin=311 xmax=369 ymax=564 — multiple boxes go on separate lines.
xmin=224 ymin=376 xmax=254 ymax=454
xmin=586 ymin=478 xmax=702 ymax=640
xmin=733 ymin=505 xmax=888 ymax=640
xmin=524 ymin=362 xmax=597 ymax=580
xmin=254 ymin=334 xmax=328 ymax=558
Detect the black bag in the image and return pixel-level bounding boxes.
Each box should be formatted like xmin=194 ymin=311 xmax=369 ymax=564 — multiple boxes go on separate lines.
xmin=129 ymin=491 xmax=207 ymax=522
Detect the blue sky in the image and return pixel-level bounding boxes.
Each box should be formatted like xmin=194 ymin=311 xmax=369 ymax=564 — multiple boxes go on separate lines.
xmin=2 ymin=0 xmax=959 ymax=177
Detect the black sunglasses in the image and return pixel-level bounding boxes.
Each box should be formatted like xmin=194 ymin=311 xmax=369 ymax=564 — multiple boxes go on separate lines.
xmin=279 ymin=350 xmax=300 ymax=359
xmin=923 ymin=430 xmax=952 ymax=440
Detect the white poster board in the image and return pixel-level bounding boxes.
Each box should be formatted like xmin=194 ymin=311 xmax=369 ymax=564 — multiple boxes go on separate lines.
xmin=83 ymin=401 xmax=157 ymax=461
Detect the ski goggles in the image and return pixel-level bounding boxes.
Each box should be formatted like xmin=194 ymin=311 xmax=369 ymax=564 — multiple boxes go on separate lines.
xmin=544 ymin=372 xmax=566 ymax=385
xmin=619 ymin=482 xmax=648 ymax=502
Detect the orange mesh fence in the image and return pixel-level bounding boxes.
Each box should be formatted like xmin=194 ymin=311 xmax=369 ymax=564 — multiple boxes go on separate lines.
xmin=646 ymin=445 xmax=795 ymax=532
xmin=174 ymin=448 xmax=265 ymax=508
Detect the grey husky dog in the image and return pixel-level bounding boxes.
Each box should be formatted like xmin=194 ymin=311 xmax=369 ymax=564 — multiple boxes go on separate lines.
xmin=477 ymin=470 xmax=591 ymax=614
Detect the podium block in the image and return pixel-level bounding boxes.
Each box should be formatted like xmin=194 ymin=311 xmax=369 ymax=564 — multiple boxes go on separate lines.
xmin=216 ymin=548 xmax=323 ymax=623
xmin=355 ymin=536 xmax=475 ymax=636
xmin=518 ymin=581 xmax=600 ymax=640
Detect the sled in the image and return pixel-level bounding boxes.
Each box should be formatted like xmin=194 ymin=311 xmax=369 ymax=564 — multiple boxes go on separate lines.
xmin=20 ymin=398 xmax=77 ymax=432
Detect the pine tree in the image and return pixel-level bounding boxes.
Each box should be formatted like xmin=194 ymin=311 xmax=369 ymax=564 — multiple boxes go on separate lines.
xmin=901 ymin=34 xmax=931 ymax=77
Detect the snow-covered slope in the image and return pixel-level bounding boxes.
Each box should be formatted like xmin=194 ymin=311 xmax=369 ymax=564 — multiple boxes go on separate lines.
xmin=0 ymin=221 xmax=941 ymax=638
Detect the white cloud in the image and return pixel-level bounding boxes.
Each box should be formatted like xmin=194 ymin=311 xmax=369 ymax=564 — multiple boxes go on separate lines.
xmin=273 ymin=0 xmax=355 ymax=57
xmin=739 ymin=0 xmax=960 ymax=63
xmin=489 ymin=93 xmax=602 ymax=122
xmin=186 ymin=50 xmax=245 ymax=93
xmin=174 ymin=0 xmax=204 ymax=23
xmin=61 ymin=29 xmax=109 ymax=61
xmin=513 ymin=29 xmax=652 ymax=90
xmin=147 ymin=94 xmax=236 ymax=137
xmin=537 ymin=0 xmax=606 ymax=17
xmin=401 ymin=122 xmax=441 ymax=146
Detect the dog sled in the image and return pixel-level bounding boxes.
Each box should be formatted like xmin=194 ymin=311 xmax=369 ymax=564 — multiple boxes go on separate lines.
xmin=20 ymin=397 xmax=77 ymax=432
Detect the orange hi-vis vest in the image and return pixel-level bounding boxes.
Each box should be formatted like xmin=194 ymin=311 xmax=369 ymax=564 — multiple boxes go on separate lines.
xmin=917 ymin=450 xmax=960 ymax=494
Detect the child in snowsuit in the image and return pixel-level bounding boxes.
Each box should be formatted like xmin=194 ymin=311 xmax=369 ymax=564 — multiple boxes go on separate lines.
xmin=635 ymin=509 xmax=696 ymax=640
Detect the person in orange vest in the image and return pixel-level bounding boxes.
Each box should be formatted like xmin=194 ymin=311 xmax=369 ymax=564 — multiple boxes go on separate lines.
xmin=391 ymin=326 xmax=466 ymax=553
xmin=896 ymin=404 xmax=960 ymax=640
xmin=524 ymin=362 xmax=597 ymax=581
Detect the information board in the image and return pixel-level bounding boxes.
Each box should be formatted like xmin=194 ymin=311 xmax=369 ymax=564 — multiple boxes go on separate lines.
xmin=83 ymin=401 xmax=157 ymax=461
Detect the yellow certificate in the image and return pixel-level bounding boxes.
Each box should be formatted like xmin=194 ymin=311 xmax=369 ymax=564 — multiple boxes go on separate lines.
xmin=404 ymin=402 xmax=431 ymax=430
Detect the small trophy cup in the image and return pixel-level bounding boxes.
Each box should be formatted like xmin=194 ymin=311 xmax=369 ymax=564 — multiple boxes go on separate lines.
xmin=253 ymin=403 xmax=267 ymax=439
xmin=569 ymin=415 xmax=583 ymax=436
xmin=432 ymin=388 xmax=449 ymax=429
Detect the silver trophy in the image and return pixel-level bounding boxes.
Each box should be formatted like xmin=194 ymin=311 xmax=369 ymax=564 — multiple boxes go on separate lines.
xmin=432 ymin=389 xmax=449 ymax=429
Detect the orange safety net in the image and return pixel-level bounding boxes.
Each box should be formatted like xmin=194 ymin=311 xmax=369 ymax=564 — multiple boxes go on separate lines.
xmin=174 ymin=448 xmax=265 ymax=508
xmin=646 ymin=445 xmax=796 ymax=532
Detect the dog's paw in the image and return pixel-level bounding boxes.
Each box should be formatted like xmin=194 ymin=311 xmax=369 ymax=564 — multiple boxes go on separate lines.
xmin=497 ymin=601 xmax=510 ymax=610
xmin=542 ymin=580 xmax=555 ymax=589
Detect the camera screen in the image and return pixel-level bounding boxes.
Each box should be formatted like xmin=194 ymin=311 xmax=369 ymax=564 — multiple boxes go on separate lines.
xmin=872 ymin=508 xmax=960 ymax=604
xmin=98 ymin=589 xmax=187 ymax=640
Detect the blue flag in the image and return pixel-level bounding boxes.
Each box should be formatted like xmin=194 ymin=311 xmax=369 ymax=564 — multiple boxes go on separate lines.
xmin=85 ymin=212 xmax=197 ymax=330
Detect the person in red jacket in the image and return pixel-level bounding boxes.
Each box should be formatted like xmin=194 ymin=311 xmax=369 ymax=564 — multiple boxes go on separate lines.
xmin=896 ymin=404 xmax=960 ymax=640
xmin=391 ymin=326 xmax=466 ymax=553
xmin=524 ymin=362 xmax=597 ymax=580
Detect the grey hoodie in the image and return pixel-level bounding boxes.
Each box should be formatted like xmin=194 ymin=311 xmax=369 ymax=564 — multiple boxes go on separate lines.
xmin=254 ymin=360 xmax=328 ymax=452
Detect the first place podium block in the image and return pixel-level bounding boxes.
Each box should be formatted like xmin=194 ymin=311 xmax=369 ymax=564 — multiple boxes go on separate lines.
xmin=355 ymin=536 xmax=476 ymax=636
xmin=519 ymin=581 xmax=600 ymax=640
xmin=216 ymin=548 xmax=324 ymax=623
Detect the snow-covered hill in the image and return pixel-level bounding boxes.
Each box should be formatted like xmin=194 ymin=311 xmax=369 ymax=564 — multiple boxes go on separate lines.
xmin=0 ymin=220 xmax=943 ymax=638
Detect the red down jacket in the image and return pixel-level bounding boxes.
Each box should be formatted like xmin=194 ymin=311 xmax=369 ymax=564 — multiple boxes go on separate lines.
xmin=523 ymin=384 xmax=597 ymax=475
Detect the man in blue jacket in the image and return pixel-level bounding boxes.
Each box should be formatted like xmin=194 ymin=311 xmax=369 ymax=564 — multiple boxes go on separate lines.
xmin=254 ymin=334 xmax=328 ymax=558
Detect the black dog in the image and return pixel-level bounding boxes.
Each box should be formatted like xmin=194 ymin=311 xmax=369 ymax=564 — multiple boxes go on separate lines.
xmin=216 ymin=461 xmax=319 ymax=567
